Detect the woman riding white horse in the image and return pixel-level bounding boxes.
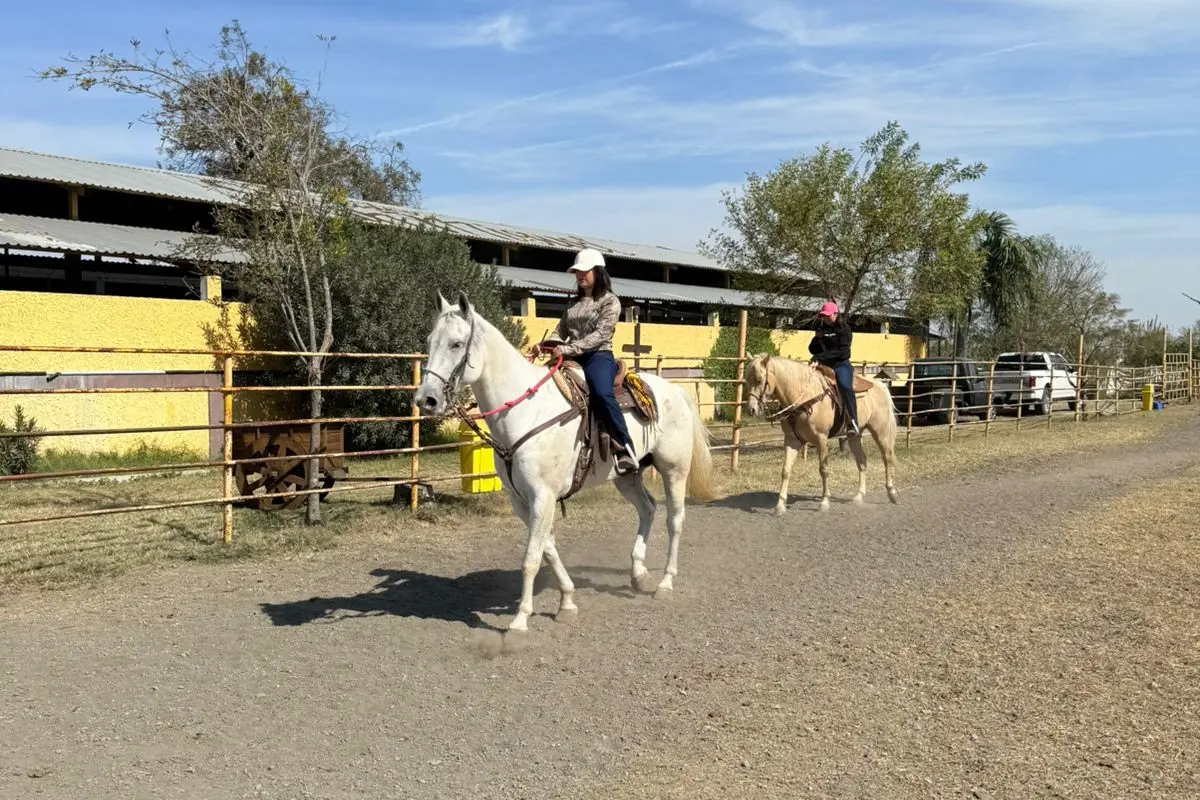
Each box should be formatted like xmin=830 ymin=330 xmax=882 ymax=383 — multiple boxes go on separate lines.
xmin=414 ymin=276 xmax=718 ymax=633
xmin=530 ymin=248 xmax=638 ymax=475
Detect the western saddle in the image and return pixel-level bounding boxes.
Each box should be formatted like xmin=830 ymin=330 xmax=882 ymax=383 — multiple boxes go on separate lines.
xmin=798 ymin=364 xmax=875 ymax=438
xmin=540 ymin=340 xmax=659 ymax=498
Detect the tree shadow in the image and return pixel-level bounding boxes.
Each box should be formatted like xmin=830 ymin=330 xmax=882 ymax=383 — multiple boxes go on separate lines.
xmin=259 ymin=565 xmax=635 ymax=631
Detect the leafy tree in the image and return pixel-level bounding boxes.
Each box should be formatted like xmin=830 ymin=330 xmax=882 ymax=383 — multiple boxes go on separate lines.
xmin=978 ymin=236 xmax=1128 ymax=365
xmin=951 ymin=210 xmax=1041 ymax=357
xmin=701 ymin=121 xmax=986 ymax=327
xmin=39 ymin=22 xmax=494 ymax=524
xmin=703 ymin=322 xmax=779 ymax=421
xmin=315 ymin=220 xmax=525 ymax=451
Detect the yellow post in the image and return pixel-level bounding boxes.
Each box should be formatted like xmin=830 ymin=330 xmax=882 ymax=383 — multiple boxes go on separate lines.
xmin=409 ymin=358 xmax=422 ymax=511
xmin=1142 ymin=383 xmax=1154 ymax=412
xmin=730 ymin=309 xmax=748 ymax=472
xmin=459 ymin=420 xmax=502 ymax=493
xmin=221 ymin=355 xmax=234 ymax=544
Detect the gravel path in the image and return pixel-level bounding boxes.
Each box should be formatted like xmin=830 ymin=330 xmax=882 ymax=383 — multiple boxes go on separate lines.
xmin=3 ymin=416 xmax=1198 ymax=799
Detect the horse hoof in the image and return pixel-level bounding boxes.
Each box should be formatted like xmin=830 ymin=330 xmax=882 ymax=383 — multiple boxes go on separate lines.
xmin=772 ymin=504 xmax=787 ymax=517
xmin=888 ymin=490 xmax=899 ymax=504
xmin=555 ymin=607 xmax=579 ymax=624
xmin=818 ymin=502 xmax=831 ymax=513
xmin=633 ymin=571 xmax=657 ymax=594
xmin=852 ymin=495 xmax=865 ymax=507
xmin=653 ymin=586 xmax=673 ymax=602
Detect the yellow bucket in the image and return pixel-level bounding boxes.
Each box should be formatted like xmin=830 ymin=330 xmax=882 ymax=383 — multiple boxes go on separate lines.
xmin=458 ymin=419 xmax=503 ymax=494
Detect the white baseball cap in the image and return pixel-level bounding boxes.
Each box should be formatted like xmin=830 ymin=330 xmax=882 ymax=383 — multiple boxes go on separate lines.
xmin=567 ymin=247 xmax=606 ymax=273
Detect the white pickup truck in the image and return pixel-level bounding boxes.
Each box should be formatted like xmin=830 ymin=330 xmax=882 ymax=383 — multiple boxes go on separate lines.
xmin=990 ymin=351 xmax=1080 ymax=415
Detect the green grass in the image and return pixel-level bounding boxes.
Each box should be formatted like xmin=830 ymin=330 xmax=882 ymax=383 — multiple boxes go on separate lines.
xmin=37 ymin=443 xmax=207 ymax=474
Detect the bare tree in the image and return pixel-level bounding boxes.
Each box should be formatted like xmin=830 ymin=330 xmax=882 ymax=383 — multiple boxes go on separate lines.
xmin=41 ymin=22 xmax=420 ymax=524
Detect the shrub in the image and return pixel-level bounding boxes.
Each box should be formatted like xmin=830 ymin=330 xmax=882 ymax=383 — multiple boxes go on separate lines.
xmin=0 ymin=405 xmax=43 ymax=476
xmin=703 ymin=324 xmax=780 ymax=420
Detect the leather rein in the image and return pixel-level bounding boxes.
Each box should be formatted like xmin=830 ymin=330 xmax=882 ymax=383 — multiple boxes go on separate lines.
xmin=422 ymin=313 xmax=582 ymax=469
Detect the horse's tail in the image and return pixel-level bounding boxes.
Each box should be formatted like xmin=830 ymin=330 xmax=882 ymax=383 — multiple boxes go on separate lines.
xmin=684 ymin=389 xmax=720 ymax=501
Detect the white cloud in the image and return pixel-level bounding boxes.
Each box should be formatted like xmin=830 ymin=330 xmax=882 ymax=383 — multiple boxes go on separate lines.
xmin=343 ymin=12 xmax=533 ymax=52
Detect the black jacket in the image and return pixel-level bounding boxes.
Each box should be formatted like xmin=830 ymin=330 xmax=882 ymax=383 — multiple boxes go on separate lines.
xmin=808 ymin=318 xmax=853 ymax=365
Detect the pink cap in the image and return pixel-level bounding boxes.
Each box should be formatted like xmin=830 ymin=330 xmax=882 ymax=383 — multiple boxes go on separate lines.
xmin=818 ymin=301 xmax=839 ymax=317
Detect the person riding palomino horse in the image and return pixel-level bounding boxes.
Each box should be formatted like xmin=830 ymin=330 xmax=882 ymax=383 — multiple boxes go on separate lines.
xmin=531 ymin=248 xmax=640 ymax=475
xmin=808 ymin=301 xmax=859 ymax=435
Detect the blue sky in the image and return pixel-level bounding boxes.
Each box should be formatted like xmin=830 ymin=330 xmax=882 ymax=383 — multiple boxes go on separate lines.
xmin=3 ymin=0 xmax=1198 ymax=328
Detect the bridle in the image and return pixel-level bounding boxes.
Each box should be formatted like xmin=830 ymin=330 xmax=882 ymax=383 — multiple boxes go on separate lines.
xmin=422 ymin=309 xmax=478 ymax=402
xmin=422 ymin=311 xmax=578 ymax=507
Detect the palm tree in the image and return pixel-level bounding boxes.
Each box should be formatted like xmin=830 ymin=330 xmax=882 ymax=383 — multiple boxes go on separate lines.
xmin=954 ymin=211 xmax=1040 ymax=357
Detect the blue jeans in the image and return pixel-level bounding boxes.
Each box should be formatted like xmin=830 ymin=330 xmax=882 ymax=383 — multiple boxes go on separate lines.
xmin=831 ymin=360 xmax=859 ymax=427
xmin=574 ymin=350 xmax=634 ymax=452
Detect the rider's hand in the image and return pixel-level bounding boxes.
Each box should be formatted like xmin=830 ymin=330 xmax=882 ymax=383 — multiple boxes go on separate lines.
xmin=549 ymin=346 xmax=565 ymax=360
xmin=528 ymin=344 xmax=543 ymax=359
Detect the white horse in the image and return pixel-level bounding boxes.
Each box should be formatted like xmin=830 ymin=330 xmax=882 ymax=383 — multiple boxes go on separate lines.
xmin=414 ymin=292 xmax=719 ymax=633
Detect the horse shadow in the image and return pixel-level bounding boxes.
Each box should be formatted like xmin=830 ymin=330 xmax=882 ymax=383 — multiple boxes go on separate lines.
xmin=707 ymin=491 xmax=854 ymax=514
xmin=259 ymin=565 xmax=635 ymax=632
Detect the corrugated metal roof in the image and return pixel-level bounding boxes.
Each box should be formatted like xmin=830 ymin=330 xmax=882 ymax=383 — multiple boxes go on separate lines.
xmin=495 ymin=265 xmax=799 ymax=310
xmin=0 ymin=146 xmax=724 ymax=271
xmin=0 ymin=213 xmax=244 ymax=263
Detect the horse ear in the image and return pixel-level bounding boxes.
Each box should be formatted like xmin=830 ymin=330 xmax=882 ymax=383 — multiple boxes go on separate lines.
xmin=457 ymin=290 xmax=472 ymax=316
xmin=435 ymin=291 xmax=452 ymax=314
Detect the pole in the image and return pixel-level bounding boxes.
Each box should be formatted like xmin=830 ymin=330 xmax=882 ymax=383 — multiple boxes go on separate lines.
xmin=221 ymin=355 xmax=234 ymax=544
xmin=731 ymin=310 xmax=748 ymax=472
xmin=1162 ymin=329 xmax=1169 ymax=405
xmin=984 ymin=360 xmax=995 ymax=438
xmin=1075 ymin=333 xmax=1084 ymax=423
xmin=410 ymin=358 xmax=422 ymax=511
xmin=1189 ymin=329 xmax=1195 ymax=403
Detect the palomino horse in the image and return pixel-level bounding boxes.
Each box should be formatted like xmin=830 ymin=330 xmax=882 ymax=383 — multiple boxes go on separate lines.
xmin=743 ymin=354 xmax=900 ymax=514
xmin=414 ymin=292 xmax=719 ymax=633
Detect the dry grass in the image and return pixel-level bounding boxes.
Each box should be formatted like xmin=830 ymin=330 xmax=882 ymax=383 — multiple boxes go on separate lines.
xmin=587 ymin=459 xmax=1200 ymax=799
xmin=0 ymin=407 xmax=1190 ymax=595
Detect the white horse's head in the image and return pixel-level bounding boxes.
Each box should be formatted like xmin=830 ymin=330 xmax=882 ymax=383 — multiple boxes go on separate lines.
xmin=414 ymin=291 xmax=483 ymax=416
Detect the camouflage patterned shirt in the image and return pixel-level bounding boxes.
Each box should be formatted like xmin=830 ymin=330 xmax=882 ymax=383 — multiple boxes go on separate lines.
xmin=554 ymin=292 xmax=622 ymax=357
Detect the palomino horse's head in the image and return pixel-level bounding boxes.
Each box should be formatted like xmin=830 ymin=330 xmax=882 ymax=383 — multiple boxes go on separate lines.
xmin=414 ymin=291 xmax=483 ymax=416
xmin=743 ymin=353 xmax=779 ymax=417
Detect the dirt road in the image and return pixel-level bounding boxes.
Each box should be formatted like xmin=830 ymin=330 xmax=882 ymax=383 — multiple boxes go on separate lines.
xmin=3 ymin=415 xmax=1199 ymax=799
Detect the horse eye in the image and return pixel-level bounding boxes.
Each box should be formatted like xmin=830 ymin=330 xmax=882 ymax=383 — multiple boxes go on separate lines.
xmin=451 ymin=341 xmax=464 ymax=349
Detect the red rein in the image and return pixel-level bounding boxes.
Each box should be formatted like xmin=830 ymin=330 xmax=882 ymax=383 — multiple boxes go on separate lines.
xmin=463 ymin=353 xmax=565 ymax=420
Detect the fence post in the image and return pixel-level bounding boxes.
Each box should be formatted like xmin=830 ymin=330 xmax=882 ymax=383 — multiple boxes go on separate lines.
xmin=985 ymin=360 xmax=995 ymax=438
xmin=1162 ymin=330 xmax=1169 ymax=405
xmin=1047 ymin=362 xmax=1055 ymax=429
xmin=221 ymin=354 xmax=234 ymax=544
xmin=1075 ymin=333 xmax=1084 ymax=423
xmin=730 ymin=309 xmax=748 ymax=472
xmin=1189 ymin=329 xmax=1195 ymax=402
xmin=905 ymin=363 xmax=914 ymax=448
xmin=947 ymin=359 xmax=957 ymax=442
xmin=409 ymin=358 xmax=422 ymax=511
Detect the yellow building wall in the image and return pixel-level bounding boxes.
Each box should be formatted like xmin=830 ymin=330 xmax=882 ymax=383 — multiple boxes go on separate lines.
xmin=0 ymin=289 xmax=241 ymax=456
xmin=1 ymin=291 xmax=926 ymax=455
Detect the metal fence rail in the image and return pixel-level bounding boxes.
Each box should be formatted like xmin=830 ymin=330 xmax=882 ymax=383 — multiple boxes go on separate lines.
xmin=3 ymin=320 xmax=1196 ymax=538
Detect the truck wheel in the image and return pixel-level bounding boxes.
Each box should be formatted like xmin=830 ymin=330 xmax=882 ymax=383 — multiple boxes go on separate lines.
xmin=1035 ymin=386 xmax=1051 ymax=415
